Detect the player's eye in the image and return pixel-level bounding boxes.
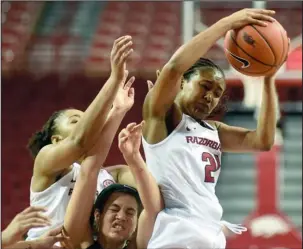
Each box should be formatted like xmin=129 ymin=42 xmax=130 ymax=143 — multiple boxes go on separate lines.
xmin=70 ymin=119 xmax=78 ymax=124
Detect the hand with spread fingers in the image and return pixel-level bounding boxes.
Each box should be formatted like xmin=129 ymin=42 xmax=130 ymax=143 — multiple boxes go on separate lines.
xmin=110 ymin=35 xmax=133 ymax=82
xmin=226 ymin=8 xmax=276 ymax=29
xmin=118 ymin=121 xmax=144 ymax=160
xmin=113 ymin=69 xmax=135 ymax=112
xmin=2 ymin=206 xmax=51 ymax=247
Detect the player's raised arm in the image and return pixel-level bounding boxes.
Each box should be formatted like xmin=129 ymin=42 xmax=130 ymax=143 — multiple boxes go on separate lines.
xmin=63 ymin=155 xmax=100 ymax=247
xmin=85 ymin=69 xmax=135 ymax=164
xmin=118 ymin=122 xmax=164 ymax=248
xmin=119 ymin=122 xmax=163 ymax=215
xmin=143 ymin=9 xmax=275 ymax=119
xmin=215 ymin=74 xmax=278 ymax=152
xmin=34 ymin=36 xmax=133 ymax=176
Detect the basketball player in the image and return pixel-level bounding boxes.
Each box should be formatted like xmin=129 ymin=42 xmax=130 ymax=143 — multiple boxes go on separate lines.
xmin=26 ymin=35 xmax=137 ymax=241
xmin=62 ymin=122 xmax=164 ymax=249
xmin=142 ymin=8 xmax=279 ymax=248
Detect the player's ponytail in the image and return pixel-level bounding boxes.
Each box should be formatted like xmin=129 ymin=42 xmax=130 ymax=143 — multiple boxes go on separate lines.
xmin=27 ymin=110 xmax=64 ymax=158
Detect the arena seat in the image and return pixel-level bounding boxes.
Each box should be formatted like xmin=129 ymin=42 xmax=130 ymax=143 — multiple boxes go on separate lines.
xmin=1 ymin=2 xmax=43 ymax=74
xmin=86 ymin=2 xmax=181 ymax=72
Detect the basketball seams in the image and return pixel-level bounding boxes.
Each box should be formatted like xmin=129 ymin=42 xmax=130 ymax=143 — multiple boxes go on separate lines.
xmin=251 ymin=25 xmax=278 ymax=66
xmin=229 ymin=31 xmax=275 ymax=67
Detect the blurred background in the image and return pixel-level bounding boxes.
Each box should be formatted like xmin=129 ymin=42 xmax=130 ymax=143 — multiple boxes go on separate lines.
xmin=1 ymin=1 xmax=302 ymax=248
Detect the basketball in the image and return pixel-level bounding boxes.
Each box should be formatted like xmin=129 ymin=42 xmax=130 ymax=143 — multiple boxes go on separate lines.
xmin=224 ymin=20 xmax=289 ymax=77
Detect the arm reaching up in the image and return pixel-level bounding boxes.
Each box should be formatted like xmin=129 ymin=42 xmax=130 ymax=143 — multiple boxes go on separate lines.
xmin=118 ymin=122 xmax=164 ymax=248
xmin=34 ymin=36 xmax=134 ymax=177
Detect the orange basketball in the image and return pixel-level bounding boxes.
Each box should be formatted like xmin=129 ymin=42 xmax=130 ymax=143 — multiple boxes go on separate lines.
xmin=224 ymin=20 xmax=289 ymax=77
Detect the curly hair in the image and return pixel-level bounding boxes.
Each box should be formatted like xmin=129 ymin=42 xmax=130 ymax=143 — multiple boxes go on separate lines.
xmin=27 ymin=110 xmax=66 ymax=158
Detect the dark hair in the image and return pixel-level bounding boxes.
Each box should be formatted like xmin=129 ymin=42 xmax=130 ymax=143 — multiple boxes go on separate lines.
xmin=183 ymin=57 xmax=225 ymax=81
xmin=183 ymin=57 xmax=228 ymax=118
xmin=90 ymin=184 xmax=142 ymax=235
xmin=27 ymin=110 xmax=66 ymax=158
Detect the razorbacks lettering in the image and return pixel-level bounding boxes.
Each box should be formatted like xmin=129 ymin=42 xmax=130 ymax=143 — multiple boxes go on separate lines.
xmin=186 ymin=136 xmax=221 ymax=151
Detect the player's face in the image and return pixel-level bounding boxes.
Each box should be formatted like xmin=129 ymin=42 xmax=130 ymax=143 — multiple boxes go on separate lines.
xmin=99 ymin=193 xmax=138 ymax=244
xmin=55 ymin=109 xmax=84 ymax=139
xmin=181 ymin=68 xmax=225 ymax=120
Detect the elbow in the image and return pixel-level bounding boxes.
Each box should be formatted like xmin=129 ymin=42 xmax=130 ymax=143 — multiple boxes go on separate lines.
xmin=253 ymin=131 xmax=275 ymax=151
xmin=163 ymin=61 xmax=183 ymax=78
xmin=257 ymin=140 xmax=274 ymax=151
xmin=259 ymin=144 xmax=273 ymax=151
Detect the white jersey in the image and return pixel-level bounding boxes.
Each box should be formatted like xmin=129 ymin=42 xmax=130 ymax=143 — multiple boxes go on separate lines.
xmin=142 ymin=114 xmax=225 ymax=249
xmin=27 ymin=163 xmax=115 ymax=240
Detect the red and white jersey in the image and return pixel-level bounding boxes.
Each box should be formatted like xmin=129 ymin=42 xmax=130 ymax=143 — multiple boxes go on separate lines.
xmin=142 ymin=114 xmax=224 ymax=248
xmin=27 ymin=163 xmax=115 ymax=241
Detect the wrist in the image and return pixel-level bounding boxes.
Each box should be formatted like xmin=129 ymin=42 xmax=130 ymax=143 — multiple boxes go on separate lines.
xmin=111 ymin=105 xmax=128 ymax=114
xmin=123 ymin=152 xmax=142 ymax=164
xmin=1 ymin=230 xmax=13 ymax=247
xmin=112 ymin=105 xmax=128 ymax=117
xmin=216 ymin=17 xmax=232 ymax=33
xmin=109 ymin=72 xmax=123 ymax=83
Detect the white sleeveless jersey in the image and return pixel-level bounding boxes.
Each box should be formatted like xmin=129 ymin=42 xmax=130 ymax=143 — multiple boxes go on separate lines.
xmin=27 ymin=163 xmax=115 ymax=240
xmin=142 ymin=114 xmax=225 ymax=248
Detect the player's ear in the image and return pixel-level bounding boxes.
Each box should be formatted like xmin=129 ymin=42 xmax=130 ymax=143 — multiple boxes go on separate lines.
xmin=51 ymin=135 xmax=63 ymax=144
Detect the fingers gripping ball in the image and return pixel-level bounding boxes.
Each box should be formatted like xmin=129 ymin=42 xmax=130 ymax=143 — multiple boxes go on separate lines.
xmin=224 ymin=19 xmax=289 ymax=76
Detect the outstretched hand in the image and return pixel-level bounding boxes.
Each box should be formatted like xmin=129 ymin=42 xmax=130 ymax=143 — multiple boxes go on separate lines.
xmin=2 ymin=206 xmax=51 ymax=247
xmin=110 ymin=35 xmax=133 ymax=81
xmin=113 ymin=69 xmax=135 ymax=111
xmin=118 ymin=121 xmax=144 ymax=159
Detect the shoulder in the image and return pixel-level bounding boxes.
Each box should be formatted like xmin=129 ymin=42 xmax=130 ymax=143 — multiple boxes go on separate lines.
xmin=34 ymin=144 xmax=54 ymax=165
xmin=205 ymin=120 xmax=224 ymax=130
xmin=33 ymin=144 xmax=55 ymax=174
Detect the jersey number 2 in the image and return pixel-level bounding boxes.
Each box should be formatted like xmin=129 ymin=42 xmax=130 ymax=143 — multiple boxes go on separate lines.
xmin=202 ymin=152 xmax=221 ymax=183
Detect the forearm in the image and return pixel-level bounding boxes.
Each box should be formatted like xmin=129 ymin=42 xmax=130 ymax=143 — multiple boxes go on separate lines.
xmin=255 ymin=77 xmax=277 ymax=149
xmin=71 ymin=76 xmax=122 ymax=150
xmin=87 ymin=107 xmax=127 ymax=165
xmin=124 ymin=153 xmax=163 ymax=214
xmin=168 ymin=18 xmax=230 ymax=72
xmin=64 ymin=157 xmax=99 ymax=246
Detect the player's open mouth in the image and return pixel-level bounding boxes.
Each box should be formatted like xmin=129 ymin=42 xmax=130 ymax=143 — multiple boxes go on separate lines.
xmin=112 ymin=222 xmax=125 ymax=231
